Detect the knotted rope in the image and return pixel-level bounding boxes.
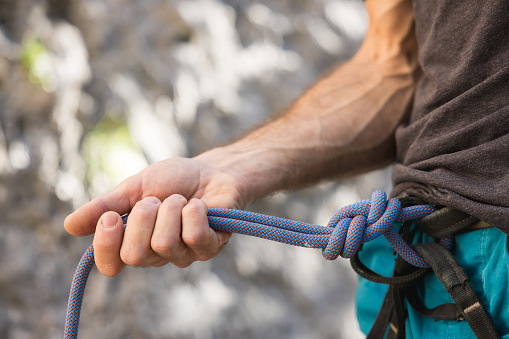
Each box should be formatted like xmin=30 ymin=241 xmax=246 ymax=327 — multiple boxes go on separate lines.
xmin=64 ymin=190 xmax=451 ymax=338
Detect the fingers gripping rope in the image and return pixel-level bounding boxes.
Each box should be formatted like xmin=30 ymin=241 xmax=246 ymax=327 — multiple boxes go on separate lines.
xmin=64 ymin=190 xmax=451 ymax=338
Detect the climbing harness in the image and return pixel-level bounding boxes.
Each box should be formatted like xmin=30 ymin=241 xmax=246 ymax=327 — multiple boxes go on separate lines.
xmin=350 ymin=195 xmax=501 ymax=339
xmin=63 ymin=190 xmax=500 ymax=338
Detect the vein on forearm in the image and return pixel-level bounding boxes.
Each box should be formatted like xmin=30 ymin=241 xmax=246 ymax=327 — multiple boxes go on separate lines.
xmin=220 ymin=66 xmax=416 ymax=199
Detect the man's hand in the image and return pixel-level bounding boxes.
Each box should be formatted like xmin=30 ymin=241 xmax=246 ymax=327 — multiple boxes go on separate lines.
xmin=64 ymin=155 xmax=248 ymax=276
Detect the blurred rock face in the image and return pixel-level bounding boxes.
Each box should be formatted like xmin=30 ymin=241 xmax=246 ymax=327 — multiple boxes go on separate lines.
xmin=0 ymin=0 xmax=389 ymax=338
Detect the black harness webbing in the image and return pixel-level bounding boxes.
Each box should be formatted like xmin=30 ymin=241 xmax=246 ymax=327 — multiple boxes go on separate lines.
xmin=414 ymin=242 xmax=500 ymax=339
xmin=416 ymin=207 xmax=478 ymax=238
xmin=350 ymin=196 xmax=501 ymax=339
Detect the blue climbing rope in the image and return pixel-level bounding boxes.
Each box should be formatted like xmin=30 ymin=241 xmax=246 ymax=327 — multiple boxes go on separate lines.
xmin=64 ymin=190 xmax=452 ymax=338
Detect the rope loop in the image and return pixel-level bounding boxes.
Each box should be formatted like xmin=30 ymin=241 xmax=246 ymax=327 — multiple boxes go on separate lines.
xmin=322 ymin=190 xmax=445 ymax=267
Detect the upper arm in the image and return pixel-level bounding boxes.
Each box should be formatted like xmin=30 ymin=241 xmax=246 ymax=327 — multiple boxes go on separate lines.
xmin=355 ymin=0 xmax=418 ymax=73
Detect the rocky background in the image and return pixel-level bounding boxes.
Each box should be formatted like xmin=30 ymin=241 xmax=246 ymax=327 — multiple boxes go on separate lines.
xmin=0 ymin=0 xmax=392 ymax=338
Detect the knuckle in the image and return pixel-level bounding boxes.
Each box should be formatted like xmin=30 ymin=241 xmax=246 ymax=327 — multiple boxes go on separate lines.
xmin=182 ymin=230 xmax=207 ymax=247
xmin=197 ymin=245 xmax=222 ymax=261
xmin=151 ymin=259 xmax=168 ymax=268
xmin=151 ymin=239 xmax=179 ymax=261
xmin=151 ymin=237 xmax=191 ymax=264
xmin=182 ymin=231 xmax=221 ymax=260
xmin=120 ymin=249 xmax=147 ymax=267
xmin=196 ymin=253 xmax=216 ymax=262
xmin=173 ymin=260 xmax=193 ymax=268
xmin=151 ymin=239 xmax=172 ymax=256
xmin=182 ymin=199 xmax=205 ymax=217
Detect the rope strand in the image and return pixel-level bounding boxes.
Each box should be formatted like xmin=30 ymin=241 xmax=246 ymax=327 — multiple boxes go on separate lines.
xmin=64 ymin=190 xmax=451 ymax=338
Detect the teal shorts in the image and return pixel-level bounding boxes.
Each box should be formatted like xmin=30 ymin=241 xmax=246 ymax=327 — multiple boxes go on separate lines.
xmin=356 ymin=224 xmax=509 ymax=338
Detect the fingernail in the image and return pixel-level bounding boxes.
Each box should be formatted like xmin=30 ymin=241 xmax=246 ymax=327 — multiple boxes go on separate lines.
xmin=102 ymin=213 xmax=119 ymax=228
xmin=141 ymin=196 xmax=161 ymax=205
xmin=171 ymin=194 xmax=186 ymax=201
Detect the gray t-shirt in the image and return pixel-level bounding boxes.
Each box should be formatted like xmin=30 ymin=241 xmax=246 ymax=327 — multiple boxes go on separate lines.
xmin=391 ymin=0 xmax=509 ymax=233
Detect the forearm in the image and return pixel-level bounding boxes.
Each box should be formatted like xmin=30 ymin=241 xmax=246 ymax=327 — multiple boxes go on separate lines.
xmin=198 ymin=63 xmax=414 ymax=198
xmin=196 ymin=0 xmax=418 ymax=204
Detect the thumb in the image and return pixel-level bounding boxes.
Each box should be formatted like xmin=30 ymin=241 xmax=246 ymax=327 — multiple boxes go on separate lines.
xmin=64 ymin=176 xmax=140 ymax=236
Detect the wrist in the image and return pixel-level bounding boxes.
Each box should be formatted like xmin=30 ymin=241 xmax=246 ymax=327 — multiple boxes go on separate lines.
xmin=195 ymin=144 xmax=288 ymax=205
